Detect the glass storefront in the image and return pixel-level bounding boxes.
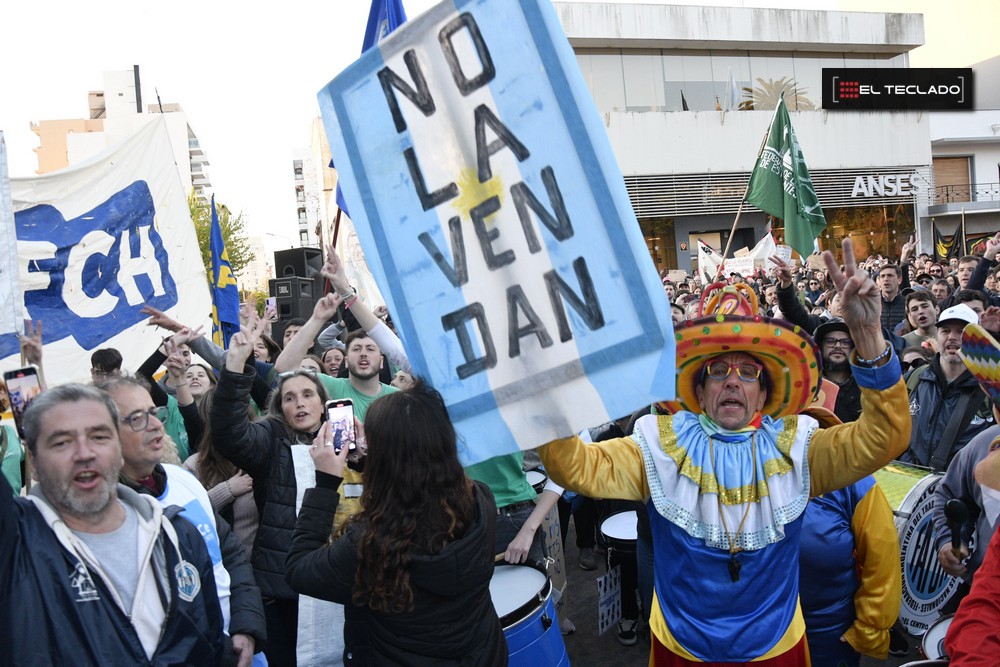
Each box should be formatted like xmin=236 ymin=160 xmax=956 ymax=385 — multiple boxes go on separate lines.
xmin=576 ymin=49 xmax=907 ymax=113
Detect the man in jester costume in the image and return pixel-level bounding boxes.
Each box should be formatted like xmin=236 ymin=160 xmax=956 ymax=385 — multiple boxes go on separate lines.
xmin=538 ymin=239 xmax=911 ymax=665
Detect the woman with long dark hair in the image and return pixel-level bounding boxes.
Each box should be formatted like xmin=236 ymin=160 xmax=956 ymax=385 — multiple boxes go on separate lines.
xmin=286 ymin=379 xmax=506 ymax=665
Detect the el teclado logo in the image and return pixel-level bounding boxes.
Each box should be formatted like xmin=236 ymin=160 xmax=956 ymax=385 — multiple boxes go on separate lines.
xmin=823 ymin=68 xmax=973 ymax=110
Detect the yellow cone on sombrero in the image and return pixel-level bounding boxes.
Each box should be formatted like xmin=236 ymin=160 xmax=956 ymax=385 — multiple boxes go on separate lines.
xmin=669 ymin=282 xmax=822 ymax=420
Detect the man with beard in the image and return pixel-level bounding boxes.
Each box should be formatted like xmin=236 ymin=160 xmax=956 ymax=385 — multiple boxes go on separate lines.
xmin=877 ymin=264 xmax=908 ymax=333
xmin=899 ymin=304 xmax=994 ymax=471
xmin=314 ymin=329 xmax=397 ymax=420
xmin=815 ymin=319 xmax=862 ymax=422
xmin=100 ymin=375 xmax=266 ymax=667
xmin=902 ymin=291 xmax=939 ymax=348
xmin=0 ymin=384 xmax=224 ymax=665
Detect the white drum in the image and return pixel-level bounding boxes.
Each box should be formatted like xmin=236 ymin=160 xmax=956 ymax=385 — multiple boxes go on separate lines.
xmin=600 ymin=510 xmax=638 ymax=554
xmin=525 ymin=469 xmax=547 ymax=495
xmin=921 ymin=614 xmax=952 ymax=661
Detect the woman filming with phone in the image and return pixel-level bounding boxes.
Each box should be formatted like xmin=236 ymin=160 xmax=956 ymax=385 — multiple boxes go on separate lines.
xmin=286 ymin=379 xmax=506 ymax=666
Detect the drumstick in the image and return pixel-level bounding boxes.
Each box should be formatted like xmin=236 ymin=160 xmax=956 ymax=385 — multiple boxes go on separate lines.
xmin=495 ymin=552 xmax=507 ymax=563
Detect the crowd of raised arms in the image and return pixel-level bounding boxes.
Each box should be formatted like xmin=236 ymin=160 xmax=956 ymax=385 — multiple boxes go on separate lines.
xmin=4 ymin=234 xmax=1000 ymax=667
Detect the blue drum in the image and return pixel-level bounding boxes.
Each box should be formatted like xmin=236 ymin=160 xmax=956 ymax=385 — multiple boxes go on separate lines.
xmin=490 ymin=563 xmax=570 ymax=666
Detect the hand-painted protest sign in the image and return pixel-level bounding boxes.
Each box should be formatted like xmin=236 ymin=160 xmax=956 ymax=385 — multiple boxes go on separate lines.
xmin=0 ymin=117 xmax=211 ymax=382
xmin=318 ymin=0 xmax=674 ymax=464
xmin=723 ymin=256 xmax=755 ymax=278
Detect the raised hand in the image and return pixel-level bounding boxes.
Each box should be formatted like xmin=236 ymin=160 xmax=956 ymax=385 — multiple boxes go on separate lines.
xmin=227 ymin=314 xmax=267 ymax=371
xmin=985 ymin=232 xmax=1000 ymax=262
xmin=823 ymin=240 xmax=879 ymax=328
xmin=321 ymin=243 xmax=351 ymax=293
xmin=311 ymin=292 xmax=343 ymax=323
xmin=768 ymin=255 xmax=794 ymax=288
xmin=900 ymin=235 xmax=916 ymax=262
xmin=141 ymin=305 xmax=184 ymax=332
xmin=20 ymin=320 xmax=43 ymax=366
xmin=172 ymin=325 xmax=205 ymax=347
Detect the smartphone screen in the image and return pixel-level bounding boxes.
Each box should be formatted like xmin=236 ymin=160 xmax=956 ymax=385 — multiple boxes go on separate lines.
xmin=265 ymin=297 xmax=278 ymax=322
xmin=4 ymin=367 xmax=42 ymax=439
xmin=325 ymin=399 xmax=355 ymax=452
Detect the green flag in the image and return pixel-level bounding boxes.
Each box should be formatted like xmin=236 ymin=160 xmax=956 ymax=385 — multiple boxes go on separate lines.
xmin=746 ymin=96 xmax=826 ymax=259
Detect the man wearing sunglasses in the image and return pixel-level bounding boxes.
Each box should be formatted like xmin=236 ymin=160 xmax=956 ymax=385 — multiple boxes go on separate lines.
xmin=538 ymin=239 xmax=910 ymax=665
xmin=100 ymin=375 xmax=266 ymax=667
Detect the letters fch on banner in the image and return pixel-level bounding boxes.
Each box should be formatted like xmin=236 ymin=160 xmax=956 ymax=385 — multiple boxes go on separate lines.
xmin=319 ymin=0 xmax=674 ymax=464
xmin=0 ymin=117 xmax=211 ymax=383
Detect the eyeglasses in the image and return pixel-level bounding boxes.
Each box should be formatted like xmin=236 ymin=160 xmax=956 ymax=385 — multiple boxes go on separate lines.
xmin=900 ymin=359 xmax=928 ymax=373
xmin=809 ymin=282 xmax=819 ymax=286
xmin=704 ymin=360 xmax=763 ymax=383
xmin=120 ymin=406 xmax=168 ymax=432
xmin=90 ymin=369 xmax=117 ymax=378
xmin=823 ymin=337 xmax=854 ymax=349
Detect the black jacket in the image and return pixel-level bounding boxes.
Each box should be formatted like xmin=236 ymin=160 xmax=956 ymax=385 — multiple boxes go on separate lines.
xmin=287 ymin=474 xmax=507 ymax=666
xmin=899 ymin=359 xmax=994 ymax=470
xmin=212 ymin=366 xmax=302 ymax=601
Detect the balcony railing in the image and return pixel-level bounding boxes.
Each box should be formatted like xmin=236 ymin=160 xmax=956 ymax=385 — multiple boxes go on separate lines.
xmin=934 ymin=182 xmax=1000 ymax=205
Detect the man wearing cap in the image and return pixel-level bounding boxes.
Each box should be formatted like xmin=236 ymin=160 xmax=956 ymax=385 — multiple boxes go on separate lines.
xmin=537 ymin=240 xmax=910 ymax=665
xmin=899 ymin=303 xmax=994 ymax=471
xmin=814 ymin=319 xmax=862 ymax=423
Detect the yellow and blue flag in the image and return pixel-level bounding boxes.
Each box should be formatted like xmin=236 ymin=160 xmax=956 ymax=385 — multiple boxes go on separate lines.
xmin=209 ymin=195 xmax=239 ymax=348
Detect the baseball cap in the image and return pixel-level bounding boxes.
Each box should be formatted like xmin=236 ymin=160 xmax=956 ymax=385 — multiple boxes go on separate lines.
xmin=937 ymin=303 xmax=979 ymax=326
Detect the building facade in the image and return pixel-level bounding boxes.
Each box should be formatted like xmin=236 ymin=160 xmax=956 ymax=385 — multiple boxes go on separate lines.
xmin=554 ymin=2 xmax=932 ymax=272
xmin=30 ymin=66 xmax=212 ymax=205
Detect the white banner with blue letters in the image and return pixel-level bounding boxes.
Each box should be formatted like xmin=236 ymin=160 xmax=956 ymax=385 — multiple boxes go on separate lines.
xmin=319 ymin=0 xmax=674 ymax=464
xmin=0 ymin=116 xmax=211 ymax=383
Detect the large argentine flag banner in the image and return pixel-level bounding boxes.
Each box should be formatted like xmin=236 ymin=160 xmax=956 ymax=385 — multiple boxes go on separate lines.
xmin=0 ymin=116 xmax=211 ymax=382
xmin=319 ymin=0 xmax=674 ymax=464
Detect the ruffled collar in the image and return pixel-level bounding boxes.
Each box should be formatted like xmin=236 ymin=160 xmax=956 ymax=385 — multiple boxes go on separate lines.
xmin=698 ymin=412 xmax=764 ymax=441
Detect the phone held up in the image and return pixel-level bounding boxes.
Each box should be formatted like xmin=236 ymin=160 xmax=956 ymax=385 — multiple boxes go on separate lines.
xmin=3 ymin=366 xmax=42 ymax=439
xmin=325 ymin=399 xmax=356 ymax=453
xmin=265 ymin=297 xmax=278 ymax=322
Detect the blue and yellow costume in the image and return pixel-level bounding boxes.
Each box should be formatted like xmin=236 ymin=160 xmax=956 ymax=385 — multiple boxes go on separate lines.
xmin=539 ymin=283 xmax=909 ymax=665
xmin=798 ymin=475 xmax=900 ymax=666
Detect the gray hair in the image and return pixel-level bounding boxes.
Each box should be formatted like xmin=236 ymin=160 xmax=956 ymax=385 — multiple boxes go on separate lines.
xmin=22 ymin=383 xmax=120 ymax=454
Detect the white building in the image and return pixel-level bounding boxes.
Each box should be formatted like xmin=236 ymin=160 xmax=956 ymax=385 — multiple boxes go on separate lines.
xmin=927 ymin=55 xmax=1000 ymax=247
xmin=31 ymin=67 xmax=212 ymax=204
xmin=554 ymin=2 xmax=931 ymax=270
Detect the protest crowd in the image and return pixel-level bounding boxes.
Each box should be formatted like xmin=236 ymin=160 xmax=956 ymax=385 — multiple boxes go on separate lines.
xmin=4 ymin=225 xmax=1000 ymax=667
xmin=3 ymin=0 xmax=1000 ymax=664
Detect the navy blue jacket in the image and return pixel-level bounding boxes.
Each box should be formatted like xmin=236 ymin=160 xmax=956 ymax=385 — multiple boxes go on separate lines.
xmin=0 ymin=474 xmax=224 ymax=666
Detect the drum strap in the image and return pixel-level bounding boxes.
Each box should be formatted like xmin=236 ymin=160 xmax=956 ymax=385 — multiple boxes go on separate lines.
xmin=930 ymin=392 xmax=981 ymax=472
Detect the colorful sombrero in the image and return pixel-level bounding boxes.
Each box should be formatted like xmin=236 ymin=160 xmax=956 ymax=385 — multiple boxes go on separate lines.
xmin=961 ymin=323 xmax=1000 ymax=409
xmin=670 ymin=282 xmax=822 ymax=420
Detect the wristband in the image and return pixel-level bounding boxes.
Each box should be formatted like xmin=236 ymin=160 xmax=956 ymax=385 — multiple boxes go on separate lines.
xmin=338 ymin=288 xmax=356 ymax=301
xmin=854 ymin=342 xmax=891 ymax=367
xmin=344 ymin=295 xmax=359 ymax=310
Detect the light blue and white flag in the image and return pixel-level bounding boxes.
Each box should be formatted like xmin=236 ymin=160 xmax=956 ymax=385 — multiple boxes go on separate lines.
xmin=0 ymin=133 xmax=24 ymax=343
xmin=318 ymin=0 xmax=674 ymax=464
xmin=0 ymin=116 xmax=211 ymax=382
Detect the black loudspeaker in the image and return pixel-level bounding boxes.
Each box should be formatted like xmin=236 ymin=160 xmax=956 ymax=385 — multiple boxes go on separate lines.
xmin=270 ymin=277 xmax=316 ymax=322
xmin=274 ymin=248 xmax=323 ymax=279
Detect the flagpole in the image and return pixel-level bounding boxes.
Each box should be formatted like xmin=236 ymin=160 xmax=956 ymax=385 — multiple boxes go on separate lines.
xmin=719 ymin=108 xmax=777 ymax=267
xmin=961 ymin=207 xmax=967 ymax=255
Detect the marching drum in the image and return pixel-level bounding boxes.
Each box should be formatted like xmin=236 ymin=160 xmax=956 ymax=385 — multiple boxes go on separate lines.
xmin=874 ymin=463 xmax=959 ymax=636
xmin=490 ymin=563 xmax=569 ymax=667
xmin=920 ymin=614 xmax=952 ymax=661
xmin=600 ymin=511 xmax=638 ymax=555
xmin=526 ymin=469 xmax=548 ymax=496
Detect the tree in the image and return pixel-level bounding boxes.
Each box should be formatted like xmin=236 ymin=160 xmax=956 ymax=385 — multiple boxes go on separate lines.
xmin=739 ymin=77 xmax=816 ymax=111
xmin=189 ymin=193 xmax=254 ymax=284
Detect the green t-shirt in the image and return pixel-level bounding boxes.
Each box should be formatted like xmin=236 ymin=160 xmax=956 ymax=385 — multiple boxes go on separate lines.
xmin=1 ymin=425 xmax=24 ymax=496
xmin=465 ymin=452 xmax=536 ymax=508
xmin=317 ymin=375 xmax=397 ymax=422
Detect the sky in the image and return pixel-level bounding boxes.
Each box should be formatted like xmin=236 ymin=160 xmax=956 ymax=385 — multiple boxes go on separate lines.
xmin=1 ymin=0 xmax=997 ymax=248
